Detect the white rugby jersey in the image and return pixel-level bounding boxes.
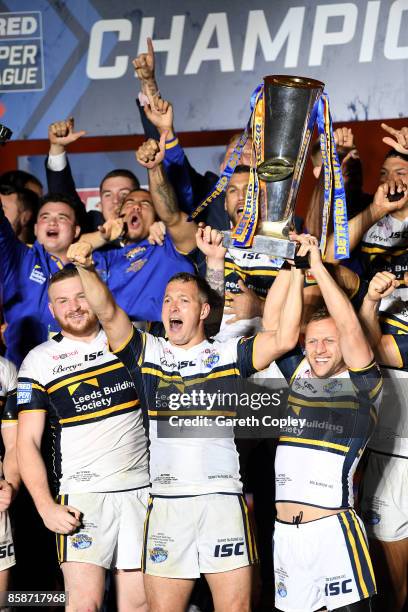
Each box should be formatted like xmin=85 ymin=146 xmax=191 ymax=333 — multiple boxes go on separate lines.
xmin=276 ymin=356 xmax=383 ymax=509
xmin=114 ymin=327 xmax=258 ymax=496
xmin=17 ymin=329 xmax=149 ymax=494
xmin=361 ymin=214 xmax=408 ymax=257
xmin=379 ymin=290 xmax=408 ymax=334
xmin=360 ymin=214 xmax=408 ymax=334
xmin=368 ymin=367 xmax=408 ymax=458
xmin=216 ymin=248 xmax=282 ymax=341
xmin=0 ymin=356 xmax=18 ymax=477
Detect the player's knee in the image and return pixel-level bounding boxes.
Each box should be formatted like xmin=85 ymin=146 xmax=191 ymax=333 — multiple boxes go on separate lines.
xmin=229 ymin=604 xmax=250 ymax=612
xmin=227 ymin=595 xmax=251 ymax=612
xmin=144 ymin=600 xmax=167 ymax=612
xmin=67 ymin=596 xmax=101 ymax=612
xmin=117 ymin=600 xmax=148 ymax=612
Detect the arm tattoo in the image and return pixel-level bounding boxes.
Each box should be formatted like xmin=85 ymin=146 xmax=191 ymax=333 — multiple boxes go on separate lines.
xmin=156 ymin=180 xmax=178 ymax=215
xmin=206 ymin=266 xmax=225 ymax=297
xmin=150 ymin=165 xmax=179 ymax=219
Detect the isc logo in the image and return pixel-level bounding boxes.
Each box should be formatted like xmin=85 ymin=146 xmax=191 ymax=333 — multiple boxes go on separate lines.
xmin=325 ymin=579 xmax=352 ymax=596
xmin=214 ymin=542 xmax=244 ymax=557
xmin=241 ymin=253 xmax=262 ymax=260
xmin=85 ymin=351 xmax=103 ymax=361
xmin=0 ymin=543 xmax=14 ymax=558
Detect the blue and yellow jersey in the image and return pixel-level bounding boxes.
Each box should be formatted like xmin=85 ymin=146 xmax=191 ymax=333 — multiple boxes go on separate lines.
xmin=0 ymin=208 xmax=66 ymax=367
xmin=17 ymin=329 xmax=149 ymax=495
xmin=276 ymin=354 xmax=382 ymax=509
xmin=114 ymin=326 xmax=258 ymax=496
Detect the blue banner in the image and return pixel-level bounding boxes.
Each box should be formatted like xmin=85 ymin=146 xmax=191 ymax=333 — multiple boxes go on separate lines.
xmin=0 ymin=0 xmax=406 ymax=139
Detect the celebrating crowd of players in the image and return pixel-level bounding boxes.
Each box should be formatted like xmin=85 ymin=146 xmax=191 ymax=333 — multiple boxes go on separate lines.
xmin=0 ymin=39 xmax=407 ymax=612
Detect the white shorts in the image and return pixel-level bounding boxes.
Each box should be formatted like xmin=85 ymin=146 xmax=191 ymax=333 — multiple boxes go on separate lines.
xmin=56 ymin=487 xmax=149 ymax=569
xmin=360 ymin=450 xmax=408 ymax=541
xmin=0 ymin=510 xmax=15 ymax=571
xmin=142 ymin=493 xmax=258 ymax=578
xmin=273 ymin=509 xmax=376 ymax=612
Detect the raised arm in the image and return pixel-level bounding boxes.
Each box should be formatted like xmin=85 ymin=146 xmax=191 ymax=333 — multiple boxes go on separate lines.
xmin=252 ymin=236 xmax=317 ymax=371
xmin=67 ymin=242 xmax=132 ymax=351
xmin=359 ymin=271 xmax=401 ymax=367
xmin=195 ymin=225 xmax=226 ymax=336
xmin=381 ymin=123 xmax=408 ymax=155
xmin=252 ymin=266 xmax=304 ymax=371
xmin=46 ymin=117 xmax=86 ymax=210
xmin=324 ymin=179 xmax=408 ymax=264
xmin=132 ymin=37 xmax=159 ymax=99
xmin=135 ymin=134 xmax=197 ymax=253
xmin=195 ymin=224 xmax=226 ymax=297
xmin=134 ymin=81 xmax=215 ymax=216
xmin=305 ymin=235 xmax=373 ymax=369
xmin=77 ymin=217 xmax=125 ymax=251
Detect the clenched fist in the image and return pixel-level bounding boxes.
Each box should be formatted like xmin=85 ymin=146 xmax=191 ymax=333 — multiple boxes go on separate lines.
xmin=67 ymin=242 xmax=94 ymax=269
xmin=135 ymin=133 xmax=166 ymax=169
xmin=48 ymin=117 xmax=86 ymax=155
xmin=367 ymin=271 xmax=399 ymax=303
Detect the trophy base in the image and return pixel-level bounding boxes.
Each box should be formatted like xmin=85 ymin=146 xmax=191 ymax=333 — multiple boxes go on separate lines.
xmin=222 ymin=231 xmax=296 ymax=259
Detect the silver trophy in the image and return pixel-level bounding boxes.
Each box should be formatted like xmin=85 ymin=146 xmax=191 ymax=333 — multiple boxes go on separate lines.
xmin=223 ymin=75 xmax=324 ymax=258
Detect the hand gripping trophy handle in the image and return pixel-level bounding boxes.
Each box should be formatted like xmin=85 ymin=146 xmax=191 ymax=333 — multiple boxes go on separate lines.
xmin=223 ymin=75 xmax=324 ymax=259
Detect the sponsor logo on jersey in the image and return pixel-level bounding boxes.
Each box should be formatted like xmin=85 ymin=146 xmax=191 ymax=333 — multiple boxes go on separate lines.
xmin=325 ymin=578 xmax=353 ymax=596
xmin=149 ymin=547 xmax=168 ymax=563
xmin=365 ymin=233 xmax=390 ymax=244
xmin=160 ymin=358 xmax=197 ymax=369
xmin=70 ymin=534 xmax=93 ymax=550
xmin=126 ymin=259 xmax=147 ymax=273
xmin=363 ymin=510 xmax=381 ymax=525
xmin=160 ymin=355 xmax=177 ymax=368
xmin=292 ymin=379 xmax=317 ymax=394
xmin=68 ymin=377 xmax=99 ymax=396
xmin=323 ymin=380 xmax=343 ymax=395
xmin=52 ymin=363 xmax=83 ymax=376
xmin=277 ymin=582 xmax=287 ymax=598
xmin=84 ymin=350 xmax=104 ymax=361
xmin=52 ymin=349 xmax=79 ymax=361
xmin=126 ymin=246 xmax=146 ymax=259
xmin=202 ymin=351 xmax=220 ymax=369
xmin=29 ymin=265 xmax=46 ymax=284
xmin=17 ymin=382 xmax=32 ymax=404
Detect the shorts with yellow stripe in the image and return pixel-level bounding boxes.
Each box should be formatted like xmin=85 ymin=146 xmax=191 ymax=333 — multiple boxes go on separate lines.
xmin=273 ymin=509 xmax=376 ymax=612
xmin=142 ymin=493 xmax=258 ymax=578
xmin=56 ymin=488 xmax=149 ymax=569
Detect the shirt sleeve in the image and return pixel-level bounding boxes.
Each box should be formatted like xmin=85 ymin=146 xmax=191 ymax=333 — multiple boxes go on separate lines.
xmin=235 ymin=336 xmax=259 ymax=378
xmin=47 ymin=152 xmax=67 ymax=171
xmin=275 ymin=347 xmax=305 ymax=383
xmin=387 ymin=334 xmax=408 ymax=369
xmin=112 ymin=326 xmax=145 ymax=377
xmin=348 ymin=360 xmax=383 ymax=414
xmin=2 ymin=360 xmax=18 ymax=422
xmin=17 ymin=352 xmax=48 ymax=414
